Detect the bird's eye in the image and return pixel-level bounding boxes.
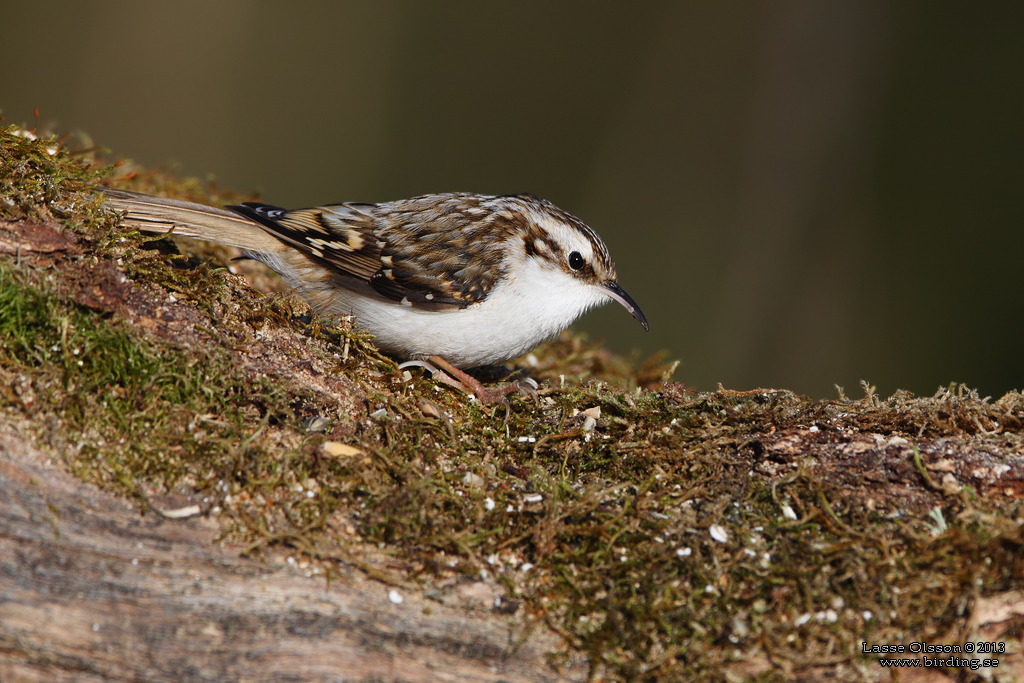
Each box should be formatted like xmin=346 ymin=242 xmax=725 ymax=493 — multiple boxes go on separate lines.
xmin=568 ymin=251 xmax=585 ymax=271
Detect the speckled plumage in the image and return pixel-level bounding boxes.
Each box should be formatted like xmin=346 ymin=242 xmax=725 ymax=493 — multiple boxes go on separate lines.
xmin=229 ymin=193 xmax=616 ymax=311
xmin=102 ymin=188 xmax=647 ymax=369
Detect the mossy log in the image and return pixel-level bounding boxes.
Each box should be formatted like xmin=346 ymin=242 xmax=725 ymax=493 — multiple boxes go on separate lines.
xmin=3 ymin=127 xmax=1024 ymax=682
xmin=0 ymin=426 xmax=580 ymax=682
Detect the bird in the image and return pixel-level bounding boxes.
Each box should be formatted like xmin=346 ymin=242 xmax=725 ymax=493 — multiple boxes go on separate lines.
xmin=101 ymin=188 xmax=648 ymax=405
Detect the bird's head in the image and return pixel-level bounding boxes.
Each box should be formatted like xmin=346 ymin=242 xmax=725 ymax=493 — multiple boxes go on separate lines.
xmin=505 ymin=194 xmax=649 ymax=331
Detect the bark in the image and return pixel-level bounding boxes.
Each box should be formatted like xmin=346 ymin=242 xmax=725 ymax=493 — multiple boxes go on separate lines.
xmin=0 ymin=426 xmax=584 ymax=683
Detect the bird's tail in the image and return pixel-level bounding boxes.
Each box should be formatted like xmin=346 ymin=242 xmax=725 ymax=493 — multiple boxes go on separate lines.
xmin=100 ymin=187 xmax=286 ymax=255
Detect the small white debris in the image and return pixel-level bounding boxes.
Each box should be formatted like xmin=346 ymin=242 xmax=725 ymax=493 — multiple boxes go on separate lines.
xmin=305 ymin=417 xmax=330 ymax=433
xmin=809 ymin=425 xmax=819 ymax=433
xmin=782 ymin=504 xmax=798 ymax=521
xmin=582 ymin=416 xmax=597 ymax=432
xmin=520 ymin=563 xmax=534 ymax=573
xmin=369 ymin=408 xmax=387 ymax=419
xmin=131 ymin=558 xmax=138 ymax=566
xmin=559 ymin=374 xmax=565 ymax=388
xmin=286 ymin=556 xmax=296 ymax=566
xmin=168 ymin=294 xmax=177 ymax=303
xmin=506 ymin=504 xmax=514 ymax=513
xmin=743 ymin=548 xmax=757 ymax=557
xmin=160 ymin=505 xmax=202 ymax=519
xmin=388 ymin=590 xmax=403 ymax=604
xmin=676 ymin=547 xmax=692 ymax=557
xmin=523 ymin=493 xmax=543 ymax=504
xmin=526 ymin=353 xmax=539 ymax=367
xmin=487 ymin=554 xmax=498 ymax=565
xmin=709 ymin=524 xmax=729 ymax=543
xmin=306 ymin=491 xmax=315 ymax=499
xmin=817 ymin=609 xmax=838 ymax=623
xmin=704 ymin=584 xmax=716 ymax=594
xmin=926 ymin=507 xmax=948 ymax=536
xmin=92 ymin=623 xmax=100 ymax=632
xmin=484 ymin=497 xmax=495 ymax=511
xmin=862 ymin=610 xmax=873 ymax=621
xmin=463 ymin=472 xmax=485 ymax=488
xmin=794 ymin=613 xmax=812 ymax=627
xmin=517 ymin=436 xmax=529 ymax=443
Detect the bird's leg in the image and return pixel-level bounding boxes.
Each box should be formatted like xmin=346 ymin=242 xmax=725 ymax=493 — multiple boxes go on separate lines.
xmin=399 ymin=356 xmax=535 ymax=416
xmin=398 ymin=359 xmax=480 ymax=395
xmin=426 ymin=355 xmax=525 ymax=406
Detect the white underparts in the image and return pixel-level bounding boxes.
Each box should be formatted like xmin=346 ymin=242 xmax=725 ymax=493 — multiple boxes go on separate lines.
xmin=314 ymin=258 xmax=612 ymax=367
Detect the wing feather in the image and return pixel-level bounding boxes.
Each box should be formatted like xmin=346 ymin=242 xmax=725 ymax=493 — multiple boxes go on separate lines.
xmin=226 ymin=194 xmax=513 ymax=309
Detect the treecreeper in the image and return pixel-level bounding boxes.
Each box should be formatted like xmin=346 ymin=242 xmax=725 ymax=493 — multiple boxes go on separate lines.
xmin=102 ymin=188 xmax=648 ymax=406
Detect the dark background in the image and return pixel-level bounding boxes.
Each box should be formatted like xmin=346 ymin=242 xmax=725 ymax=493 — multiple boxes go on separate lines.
xmin=3 ymin=1 xmax=1021 ymax=399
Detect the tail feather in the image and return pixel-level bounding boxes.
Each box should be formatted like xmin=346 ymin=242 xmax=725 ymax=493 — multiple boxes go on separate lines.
xmin=99 ymin=187 xmax=362 ymax=318
xmin=100 ymin=188 xmax=288 ymax=255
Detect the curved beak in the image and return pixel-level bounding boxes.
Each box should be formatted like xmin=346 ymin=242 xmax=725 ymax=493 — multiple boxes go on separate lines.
xmin=603 ymin=282 xmax=649 ymax=331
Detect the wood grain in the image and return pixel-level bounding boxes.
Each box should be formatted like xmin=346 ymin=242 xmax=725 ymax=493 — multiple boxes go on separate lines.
xmin=0 ymin=426 xmax=585 ymax=683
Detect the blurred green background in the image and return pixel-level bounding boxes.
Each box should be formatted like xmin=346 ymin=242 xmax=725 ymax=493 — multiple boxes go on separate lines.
xmin=3 ymin=1 xmax=1022 ymax=399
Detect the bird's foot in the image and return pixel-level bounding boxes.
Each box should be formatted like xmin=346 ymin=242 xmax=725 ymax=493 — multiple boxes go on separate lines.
xmin=399 ymin=356 xmax=537 ymax=420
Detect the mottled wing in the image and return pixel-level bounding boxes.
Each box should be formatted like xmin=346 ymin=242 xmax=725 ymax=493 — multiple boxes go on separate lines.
xmin=367 ymin=194 xmax=511 ymax=308
xmin=227 ymin=194 xmax=511 ymax=309
xmin=227 ymin=202 xmax=383 ymax=280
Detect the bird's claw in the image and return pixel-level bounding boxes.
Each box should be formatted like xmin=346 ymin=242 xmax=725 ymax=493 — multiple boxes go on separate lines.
xmin=513 ymin=378 xmax=540 ymax=403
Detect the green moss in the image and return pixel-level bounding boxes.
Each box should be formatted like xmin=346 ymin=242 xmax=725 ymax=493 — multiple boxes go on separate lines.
xmin=317 ymin=379 xmax=1024 ymax=680
xmin=3 ymin=123 xmax=1024 ymax=681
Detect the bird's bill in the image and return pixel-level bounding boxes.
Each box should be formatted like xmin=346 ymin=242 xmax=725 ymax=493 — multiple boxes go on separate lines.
xmin=603 ymin=282 xmax=649 ymax=331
